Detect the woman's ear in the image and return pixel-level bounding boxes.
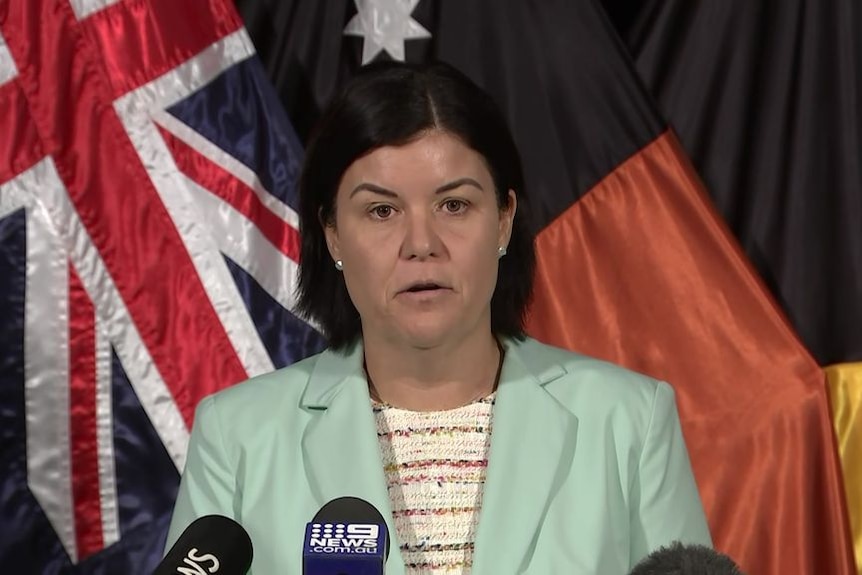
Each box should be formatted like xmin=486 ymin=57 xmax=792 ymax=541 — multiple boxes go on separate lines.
xmin=320 ymin=208 xmax=341 ymax=262
xmin=323 ymin=222 xmax=341 ymax=263
xmin=498 ymin=189 xmax=517 ymax=249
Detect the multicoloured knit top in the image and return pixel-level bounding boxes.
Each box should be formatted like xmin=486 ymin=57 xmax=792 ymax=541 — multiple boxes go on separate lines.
xmin=372 ymin=393 xmax=496 ymax=575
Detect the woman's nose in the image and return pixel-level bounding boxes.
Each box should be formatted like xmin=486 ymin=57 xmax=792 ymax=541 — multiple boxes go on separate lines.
xmin=400 ymin=210 xmax=443 ymax=260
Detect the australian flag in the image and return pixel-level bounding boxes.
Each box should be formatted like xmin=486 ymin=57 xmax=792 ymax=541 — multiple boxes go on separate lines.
xmin=0 ymin=0 xmax=324 ymax=572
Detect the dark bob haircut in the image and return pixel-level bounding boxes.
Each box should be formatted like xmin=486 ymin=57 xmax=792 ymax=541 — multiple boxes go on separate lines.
xmin=296 ymin=60 xmax=536 ymax=350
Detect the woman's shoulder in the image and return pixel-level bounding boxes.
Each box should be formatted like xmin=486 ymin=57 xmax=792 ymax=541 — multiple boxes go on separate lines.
xmin=196 ymin=348 xmax=329 ymax=420
xmin=508 ymin=336 xmax=673 ymax=416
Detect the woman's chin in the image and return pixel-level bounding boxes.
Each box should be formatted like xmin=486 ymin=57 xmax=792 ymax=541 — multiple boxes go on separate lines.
xmin=392 ymin=319 xmax=462 ymax=350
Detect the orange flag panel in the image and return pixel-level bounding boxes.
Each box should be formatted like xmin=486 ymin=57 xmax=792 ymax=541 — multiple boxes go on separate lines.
xmin=527 ymin=131 xmax=855 ymax=575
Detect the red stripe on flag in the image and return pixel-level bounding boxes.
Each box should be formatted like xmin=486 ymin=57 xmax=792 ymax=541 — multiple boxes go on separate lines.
xmin=68 ymin=265 xmax=104 ymax=559
xmin=80 ymin=0 xmax=245 ymax=98
xmin=160 ymin=126 xmax=301 ymax=262
xmin=0 ymin=81 xmax=45 ymax=182
xmin=2 ymin=0 xmax=249 ymax=427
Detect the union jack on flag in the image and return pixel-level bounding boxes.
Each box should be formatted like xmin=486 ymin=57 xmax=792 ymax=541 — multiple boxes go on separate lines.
xmin=0 ymin=0 xmax=324 ymax=572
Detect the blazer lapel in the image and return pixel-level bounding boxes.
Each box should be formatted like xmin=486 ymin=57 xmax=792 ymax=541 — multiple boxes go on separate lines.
xmin=299 ymin=344 xmax=407 ymax=575
xmin=471 ymin=340 xmax=579 ymax=574
xmin=297 ymin=338 xmax=576 ymax=575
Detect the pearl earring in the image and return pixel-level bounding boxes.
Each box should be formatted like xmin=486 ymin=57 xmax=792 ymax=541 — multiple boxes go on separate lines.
xmin=497 ymin=246 xmax=507 ymax=258
xmin=334 ymin=260 xmax=344 ymax=271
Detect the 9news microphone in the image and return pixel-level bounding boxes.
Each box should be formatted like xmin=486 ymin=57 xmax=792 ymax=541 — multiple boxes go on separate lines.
xmin=153 ymin=515 xmax=253 ymax=575
xmin=303 ymin=496 xmax=390 ymax=575
xmin=629 ymin=542 xmax=744 ymax=575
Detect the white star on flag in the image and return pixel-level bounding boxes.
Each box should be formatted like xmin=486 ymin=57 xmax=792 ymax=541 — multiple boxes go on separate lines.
xmin=344 ymin=0 xmax=431 ymax=64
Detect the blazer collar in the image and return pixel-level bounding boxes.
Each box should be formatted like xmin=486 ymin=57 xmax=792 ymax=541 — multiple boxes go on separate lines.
xmin=471 ymin=338 xmax=578 ymax=574
xmin=299 ymin=337 xmax=578 ymax=575
xmin=299 ymin=341 xmax=408 ymax=573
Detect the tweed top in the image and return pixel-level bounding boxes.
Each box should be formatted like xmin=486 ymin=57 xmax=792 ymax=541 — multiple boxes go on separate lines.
xmin=373 ymin=393 xmax=496 ymax=574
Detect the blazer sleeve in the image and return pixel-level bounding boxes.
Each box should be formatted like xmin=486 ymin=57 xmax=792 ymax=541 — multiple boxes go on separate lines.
xmin=629 ymin=381 xmax=713 ymax=563
xmin=164 ymin=395 xmax=239 ymax=553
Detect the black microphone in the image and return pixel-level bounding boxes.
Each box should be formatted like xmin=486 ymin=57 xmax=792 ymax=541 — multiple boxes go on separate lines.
xmin=629 ymin=542 xmax=745 ymax=575
xmin=154 ymin=515 xmax=253 ymax=575
xmin=302 ymin=496 xmax=391 ymax=575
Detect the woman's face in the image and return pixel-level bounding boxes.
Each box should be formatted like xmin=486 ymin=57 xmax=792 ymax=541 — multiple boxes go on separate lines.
xmin=325 ymin=130 xmax=516 ymax=350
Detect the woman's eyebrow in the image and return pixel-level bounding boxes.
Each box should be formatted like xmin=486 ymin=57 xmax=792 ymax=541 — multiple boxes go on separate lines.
xmin=349 ymin=183 xmax=398 ymax=198
xmin=435 ymin=178 xmax=484 ymax=194
xmin=350 ymin=177 xmax=484 ymax=198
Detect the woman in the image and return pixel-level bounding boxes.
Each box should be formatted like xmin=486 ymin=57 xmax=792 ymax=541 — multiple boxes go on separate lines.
xmin=166 ymin=60 xmax=712 ymax=574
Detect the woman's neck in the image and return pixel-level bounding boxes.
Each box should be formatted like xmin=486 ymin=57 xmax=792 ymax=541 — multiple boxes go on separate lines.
xmin=362 ymin=331 xmax=502 ymax=412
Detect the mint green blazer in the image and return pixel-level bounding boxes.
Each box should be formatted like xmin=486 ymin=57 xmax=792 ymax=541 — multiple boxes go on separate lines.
xmin=166 ymin=337 xmax=711 ymax=574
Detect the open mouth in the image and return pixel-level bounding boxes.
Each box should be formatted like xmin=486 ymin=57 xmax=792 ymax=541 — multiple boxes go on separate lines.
xmin=403 ymin=282 xmax=445 ymax=293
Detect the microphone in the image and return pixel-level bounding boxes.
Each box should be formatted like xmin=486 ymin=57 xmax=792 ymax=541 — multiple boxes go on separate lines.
xmin=629 ymin=542 xmax=744 ymax=575
xmin=154 ymin=515 xmax=253 ymax=575
xmin=302 ymin=496 xmax=391 ymax=575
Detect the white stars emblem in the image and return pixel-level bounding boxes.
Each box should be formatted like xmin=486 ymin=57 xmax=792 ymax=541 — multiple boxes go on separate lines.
xmin=344 ymin=0 xmax=432 ymax=64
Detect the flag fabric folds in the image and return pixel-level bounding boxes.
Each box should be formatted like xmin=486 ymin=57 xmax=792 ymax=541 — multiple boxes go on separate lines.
xmin=606 ymin=0 xmax=862 ymax=368
xmin=1 ymin=0 xmax=858 ymax=573
xmin=827 ymin=363 xmax=862 ymax=569
xmin=604 ymin=1 xmax=862 ymax=570
xmin=0 ymin=0 xmax=323 ymax=572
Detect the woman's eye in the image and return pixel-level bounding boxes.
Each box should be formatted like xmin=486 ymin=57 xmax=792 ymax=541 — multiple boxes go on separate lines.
xmin=371 ymin=205 xmax=393 ymax=219
xmin=443 ymin=199 xmax=467 ymax=213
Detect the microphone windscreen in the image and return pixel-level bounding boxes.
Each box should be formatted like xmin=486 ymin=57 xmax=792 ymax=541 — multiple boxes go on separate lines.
xmin=629 ymin=542 xmax=745 ymax=575
xmin=312 ymin=496 xmax=390 ymax=548
xmin=154 ymin=515 xmax=253 ymax=575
